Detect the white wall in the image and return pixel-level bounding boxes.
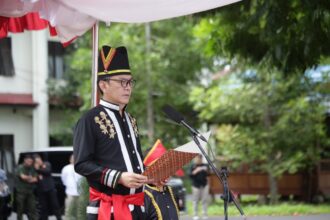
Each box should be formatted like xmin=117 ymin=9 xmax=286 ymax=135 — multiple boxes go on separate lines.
xmin=0 ymin=30 xmax=49 ymax=157
xmin=0 ymin=32 xmax=33 ymax=94
xmin=0 ymin=108 xmax=33 ymax=161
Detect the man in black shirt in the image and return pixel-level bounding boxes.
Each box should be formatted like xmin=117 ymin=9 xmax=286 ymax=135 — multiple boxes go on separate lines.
xmin=189 ymin=154 xmax=209 ymax=220
xmin=74 ymin=45 xmax=148 ymax=220
xmin=33 ymin=154 xmax=62 ymax=220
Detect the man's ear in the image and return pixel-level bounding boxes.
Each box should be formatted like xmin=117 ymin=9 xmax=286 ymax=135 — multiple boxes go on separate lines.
xmin=98 ymin=80 xmax=106 ymax=94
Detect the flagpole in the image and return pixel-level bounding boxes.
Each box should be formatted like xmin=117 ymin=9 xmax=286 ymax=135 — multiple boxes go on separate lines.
xmin=91 ymin=22 xmax=99 ymax=107
xmin=145 ymin=22 xmax=155 ymax=145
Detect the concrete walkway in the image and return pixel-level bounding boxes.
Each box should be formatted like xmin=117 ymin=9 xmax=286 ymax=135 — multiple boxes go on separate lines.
xmin=180 ymin=214 xmax=330 ymax=220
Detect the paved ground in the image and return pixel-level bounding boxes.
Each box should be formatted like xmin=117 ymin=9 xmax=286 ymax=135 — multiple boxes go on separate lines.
xmin=180 ymin=214 xmax=330 ymax=220
xmin=8 ymin=213 xmax=330 ymax=220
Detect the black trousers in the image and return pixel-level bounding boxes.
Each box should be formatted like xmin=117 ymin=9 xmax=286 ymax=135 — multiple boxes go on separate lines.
xmin=0 ymin=195 xmax=12 ymax=220
xmin=37 ymin=189 xmax=62 ymax=220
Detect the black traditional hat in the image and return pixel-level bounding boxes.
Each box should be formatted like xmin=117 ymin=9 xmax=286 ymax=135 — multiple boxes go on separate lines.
xmin=97 ymin=45 xmax=131 ymax=80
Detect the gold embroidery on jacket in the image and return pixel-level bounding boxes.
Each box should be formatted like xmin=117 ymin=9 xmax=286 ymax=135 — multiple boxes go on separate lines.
xmin=95 ymin=111 xmax=116 ymax=139
xmin=128 ymin=114 xmax=139 ymax=137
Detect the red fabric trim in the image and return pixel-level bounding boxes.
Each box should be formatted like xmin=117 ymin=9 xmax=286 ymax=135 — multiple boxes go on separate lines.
xmin=0 ymin=93 xmax=37 ymax=107
xmin=62 ymin=36 xmax=77 ymax=47
xmin=0 ymin=16 xmax=9 ymax=38
xmin=49 ymin=25 xmax=57 ymax=36
xmin=89 ymin=188 xmax=144 ymax=220
xmin=0 ymin=12 xmax=48 ymax=38
xmin=9 ymin=12 xmax=48 ymax=32
xmin=0 ymin=13 xmax=77 ymax=46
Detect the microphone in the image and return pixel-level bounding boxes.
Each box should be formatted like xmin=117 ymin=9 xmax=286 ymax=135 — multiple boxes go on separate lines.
xmin=162 ymin=104 xmax=207 ymax=142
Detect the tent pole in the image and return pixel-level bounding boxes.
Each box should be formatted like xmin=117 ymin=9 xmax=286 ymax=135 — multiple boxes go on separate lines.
xmin=91 ymin=22 xmax=99 ymax=107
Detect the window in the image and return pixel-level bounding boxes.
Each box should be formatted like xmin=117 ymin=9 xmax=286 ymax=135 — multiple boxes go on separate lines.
xmin=0 ymin=38 xmax=15 ymax=76
xmin=0 ymin=135 xmax=15 ymax=174
xmin=48 ymin=41 xmax=65 ymax=79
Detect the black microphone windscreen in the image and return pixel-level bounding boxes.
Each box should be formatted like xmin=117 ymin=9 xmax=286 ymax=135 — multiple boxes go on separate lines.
xmin=162 ymin=104 xmax=184 ymax=123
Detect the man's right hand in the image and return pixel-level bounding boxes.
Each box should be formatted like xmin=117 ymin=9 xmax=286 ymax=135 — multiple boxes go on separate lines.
xmin=118 ymin=172 xmax=148 ymax=189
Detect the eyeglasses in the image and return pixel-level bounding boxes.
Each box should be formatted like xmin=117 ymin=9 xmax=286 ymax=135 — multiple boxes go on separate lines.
xmin=105 ymin=78 xmax=136 ymax=88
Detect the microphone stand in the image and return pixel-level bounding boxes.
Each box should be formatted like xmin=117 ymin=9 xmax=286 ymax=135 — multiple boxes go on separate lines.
xmin=191 ymin=135 xmax=245 ymax=220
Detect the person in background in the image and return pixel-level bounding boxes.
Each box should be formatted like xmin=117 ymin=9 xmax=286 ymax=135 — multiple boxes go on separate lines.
xmin=33 ymin=154 xmax=62 ymax=220
xmin=61 ymin=154 xmax=82 ymax=220
xmin=0 ymin=168 xmax=11 ymax=220
xmin=15 ymin=154 xmax=38 ymax=220
xmin=143 ymin=139 xmax=179 ymax=220
xmin=189 ymin=154 xmax=209 ymax=220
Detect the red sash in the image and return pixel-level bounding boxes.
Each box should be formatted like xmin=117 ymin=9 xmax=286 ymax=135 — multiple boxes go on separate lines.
xmin=89 ymin=187 xmax=144 ymax=220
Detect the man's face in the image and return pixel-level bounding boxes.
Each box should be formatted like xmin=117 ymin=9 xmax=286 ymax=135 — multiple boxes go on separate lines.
xmin=24 ymin=158 xmax=33 ymax=167
xmin=100 ymin=75 xmax=133 ymax=106
xmin=194 ymin=156 xmax=203 ymax=164
xmin=34 ymin=157 xmax=42 ymax=165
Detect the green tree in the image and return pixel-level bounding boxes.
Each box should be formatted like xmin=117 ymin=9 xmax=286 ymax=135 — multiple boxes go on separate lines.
xmin=195 ymin=0 xmax=330 ymax=73
xmin=188 ymin=0 xmax=330 ymax=203
xmin=47 ymin=44 xmax=86 ymax=145
xmin=52 ymin=16 xmax=211 ymax=149
xmin=190 ymin=68 xmax=328 ymax=203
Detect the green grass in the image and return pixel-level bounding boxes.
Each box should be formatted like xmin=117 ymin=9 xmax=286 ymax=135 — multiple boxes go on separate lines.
xmin=185 ymin=197 xmax=330 ymax=216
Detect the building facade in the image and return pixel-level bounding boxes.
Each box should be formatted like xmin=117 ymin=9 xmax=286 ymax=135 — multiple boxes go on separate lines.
xmin=0 ymin=30 xmax=56 ymax=174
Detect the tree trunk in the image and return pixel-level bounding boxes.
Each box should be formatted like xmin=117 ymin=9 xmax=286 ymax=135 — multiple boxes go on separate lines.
xmin=263 ymin=102 xmax=278 ymax=204
xmin=268 ymin=172 xmax=278 ymax=204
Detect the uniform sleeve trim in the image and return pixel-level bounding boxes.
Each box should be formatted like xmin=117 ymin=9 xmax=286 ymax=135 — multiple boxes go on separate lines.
xmin=112 ymin=171 xmax=122 ymax=188
xmin=103 ymin=169 xmax=122 ymax=188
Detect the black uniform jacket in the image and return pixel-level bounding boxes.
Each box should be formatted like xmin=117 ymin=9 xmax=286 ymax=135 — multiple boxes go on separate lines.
xmin=144 ymin=185 xmax=179 ymax=220
xmin=73 ymin=99 xmax=145 ymax=218
xmin=189 ymin=163 xmax=209 ymax=188
xmin=35 ymin=161 xmax=56 ymax=192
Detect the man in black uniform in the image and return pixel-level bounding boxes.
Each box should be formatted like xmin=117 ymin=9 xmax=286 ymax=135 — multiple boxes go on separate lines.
xmin=73 ymin=45 xmax=148 ymax=220
xmin=143 ymin=140 xmax=179 ymax=220
xmin=33 ymin=154 xmax=62 ymax=220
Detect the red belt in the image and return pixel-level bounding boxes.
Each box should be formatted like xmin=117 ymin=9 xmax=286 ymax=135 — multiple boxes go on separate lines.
xmin=89 ymin=187 xmax=144 ymax=220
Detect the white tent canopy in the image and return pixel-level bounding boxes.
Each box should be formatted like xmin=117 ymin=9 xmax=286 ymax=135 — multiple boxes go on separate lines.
xmin=0 ymin=0 xmax=240 ymax=42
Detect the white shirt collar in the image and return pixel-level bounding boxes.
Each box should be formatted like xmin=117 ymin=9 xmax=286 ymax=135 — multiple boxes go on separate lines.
xmin=99 ymin=99 xmax=120 ymax=111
